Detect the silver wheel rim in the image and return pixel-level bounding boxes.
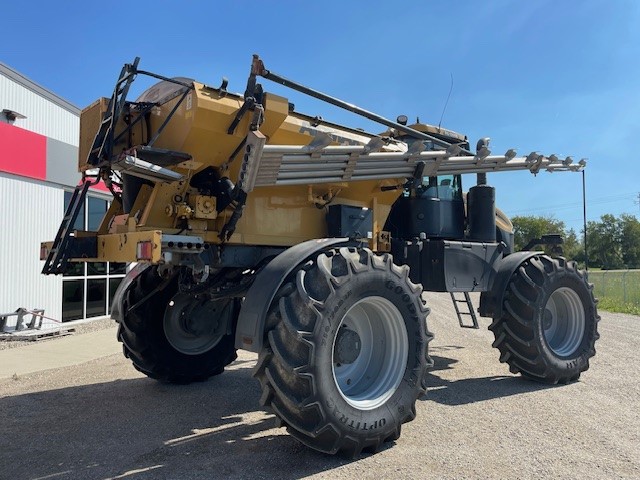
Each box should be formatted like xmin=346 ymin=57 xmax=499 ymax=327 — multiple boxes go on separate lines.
xmin=332 ymin=296 xmax=409 ymax=410
xmin=543 ymin=287 xmax=586 ymax=357
xmin=163 ymin=295 xmax=223 ymax=356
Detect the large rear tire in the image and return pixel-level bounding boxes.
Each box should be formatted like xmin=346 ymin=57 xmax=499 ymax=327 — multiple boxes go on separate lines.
xmin=254 ymin=247 xmax=431 ymax=456
xmin=118 ymin=267 xmax=238 ymax=384
xmin=489 ymin=255 xmax=599 ymax=384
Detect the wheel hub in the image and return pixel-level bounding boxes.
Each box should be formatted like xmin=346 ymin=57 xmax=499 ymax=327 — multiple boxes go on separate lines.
xmin=163 ymin=294 xmax=229 ymax=355
xmin=543 ymin=287 xmax=586 ymax=357
xmin=332 ymin=296 xmax=409 ymax=410
xmin=182 ymin=310 xmax=217 ymax=336
xmin=334 ymin=327 xmax=361 ymax=365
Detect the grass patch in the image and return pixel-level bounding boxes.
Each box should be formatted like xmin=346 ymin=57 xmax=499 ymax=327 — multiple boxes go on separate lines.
xmin=587 ymin=269 xmax=640 ymax=316
xmin=597 ymin=297 xmax=640 ymax=316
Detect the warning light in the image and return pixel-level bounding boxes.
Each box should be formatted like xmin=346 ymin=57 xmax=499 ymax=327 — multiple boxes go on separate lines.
xmin=136 ymin=241 xmax=153 ymax=261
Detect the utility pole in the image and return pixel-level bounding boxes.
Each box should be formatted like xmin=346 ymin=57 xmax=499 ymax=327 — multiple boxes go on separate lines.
xmin=582 ymin=170 xmax=588 ymax=272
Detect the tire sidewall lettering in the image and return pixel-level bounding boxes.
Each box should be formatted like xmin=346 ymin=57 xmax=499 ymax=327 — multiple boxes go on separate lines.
xmin=324 ymin=396 xmax=387 ymax=431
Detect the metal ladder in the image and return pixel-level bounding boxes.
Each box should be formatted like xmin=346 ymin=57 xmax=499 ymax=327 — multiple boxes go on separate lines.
xmin=43 ymin=60 xmax=139 ymax=275
xmin=450 ymin=292 xmax=479 ymax=329
xmin=86 ymin=57 xmax=139 ymax=168
xmin=43 ymin=58 xmax=144 ymax=275
xmin=41 ymin=181 xmax=91 ymax=275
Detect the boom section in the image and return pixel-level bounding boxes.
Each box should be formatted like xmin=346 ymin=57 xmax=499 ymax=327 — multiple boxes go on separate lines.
xmin=239 ymin=130 xmax=586 ymax=191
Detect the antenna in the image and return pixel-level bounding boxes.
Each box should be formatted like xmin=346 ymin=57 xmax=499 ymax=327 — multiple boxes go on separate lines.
xmin=438 ymin=73 xmax=454 ymax=130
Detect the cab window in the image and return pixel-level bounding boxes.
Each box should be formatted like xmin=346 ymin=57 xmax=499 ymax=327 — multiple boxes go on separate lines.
xmin=419 ymin=174 xmax=462 ymax=200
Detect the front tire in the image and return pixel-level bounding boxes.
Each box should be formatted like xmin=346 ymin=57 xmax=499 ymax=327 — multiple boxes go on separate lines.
xmin=254 ymin=247 xmax=431 ymax=456
xmin=118 ymin=267 xmax=238 ymax=384
xmin=489 ymin=255 xmax=599 ymax=384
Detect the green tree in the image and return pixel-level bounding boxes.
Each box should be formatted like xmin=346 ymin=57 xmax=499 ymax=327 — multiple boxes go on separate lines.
xmin=563 ymin=228 xmax=585 ymax=263
xmin=511 ymin=215 xmax=566 ymax=252
xmin=587 ymin=214 xmax=623 ymax=269
xmin=511 ymin=213 xmax=639 ymax=269
xmin=619 ymin=214 xmax=640 ymax=268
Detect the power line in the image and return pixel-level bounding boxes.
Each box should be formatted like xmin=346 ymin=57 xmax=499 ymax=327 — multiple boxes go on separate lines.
xmin=509 ymin=192 xmax=637 ymax=215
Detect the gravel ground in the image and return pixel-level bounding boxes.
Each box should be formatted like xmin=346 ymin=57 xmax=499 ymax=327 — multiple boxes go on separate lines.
xmin=0 ymin=293 xmax=638 ymax=480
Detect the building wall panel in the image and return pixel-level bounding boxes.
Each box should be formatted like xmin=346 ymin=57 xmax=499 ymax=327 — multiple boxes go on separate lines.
xmin=47 ymin=137 xmax=80 ymax=187
xmin=0 ymin=174 xmax=63 ymax=320
xmin=0 ymin=74 xmax=79 ymax=147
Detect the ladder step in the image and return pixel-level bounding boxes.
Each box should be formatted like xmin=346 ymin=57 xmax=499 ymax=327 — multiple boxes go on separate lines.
xmin=450 ymin=292 xmax=479 ymax=329
xmin=42 ymin=181 xmax=91 ymax=275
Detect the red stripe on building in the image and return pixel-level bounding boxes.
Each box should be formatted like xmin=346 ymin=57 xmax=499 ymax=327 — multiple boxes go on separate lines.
xmin=89 ymin=181 xmax=111 ymax=193
xmin=0 ymin=122 xmax=47 ymax=180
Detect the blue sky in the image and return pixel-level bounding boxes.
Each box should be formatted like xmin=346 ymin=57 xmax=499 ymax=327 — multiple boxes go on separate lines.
xmin=3 ymin=1 xmax=639 ymax=232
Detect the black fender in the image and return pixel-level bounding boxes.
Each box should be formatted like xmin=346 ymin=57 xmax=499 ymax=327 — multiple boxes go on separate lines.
xmin=110 ymin=263 xmax=152 ymax=323
xmin=479 ymin=251 xmax=541 ymax=319
xmin=235 ymin=237 xmax=351 ymax=352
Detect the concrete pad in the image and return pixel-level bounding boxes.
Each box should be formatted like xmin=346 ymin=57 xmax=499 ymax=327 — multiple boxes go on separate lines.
xmin=0 ymin=326 xmax=119 ymax=379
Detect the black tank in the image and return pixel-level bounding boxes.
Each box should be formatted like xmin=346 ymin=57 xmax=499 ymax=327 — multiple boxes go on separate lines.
xmin=467 ymin=185 xmax=496 ymax=242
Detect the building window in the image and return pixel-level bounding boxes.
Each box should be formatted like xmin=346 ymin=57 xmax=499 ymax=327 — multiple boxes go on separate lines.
xmin=87 ymin=262 xmax=107 ymax=276
xmin=63 ymin=191 xmax=84 ymax=231
xmin=62 ymin=280 xmax=84 ymax=322
xmin=61 ymin=192 xmax=127 ymax=322
xmin=86 ymin=279 xmax=107 ymax=318
xmin=108 ymin=278 xmax=124 ymax=314
xmin=88 ymin=196 xmax=107 ymax=231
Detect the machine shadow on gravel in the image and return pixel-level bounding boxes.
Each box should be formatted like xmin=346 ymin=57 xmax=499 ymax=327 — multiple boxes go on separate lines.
xmin=0 ymin=364 xmax=361 ymax=480
xmin=423 ymin=355 xmax=556 ymax=406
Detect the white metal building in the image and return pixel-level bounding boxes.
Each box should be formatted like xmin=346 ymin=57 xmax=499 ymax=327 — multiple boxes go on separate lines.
xmin=0 ymin=62 xmax=124 ymax=325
